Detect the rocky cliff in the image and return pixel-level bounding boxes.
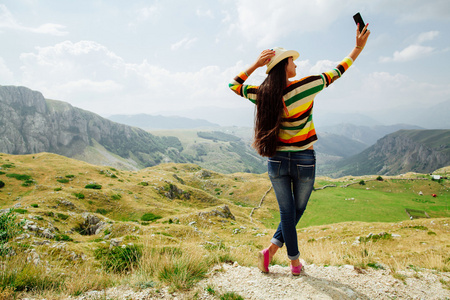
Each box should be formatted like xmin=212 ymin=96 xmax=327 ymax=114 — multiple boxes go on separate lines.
xmin=0 ymin=85 xmax=185 ymax=169
xmin=334 ymin=129 xmax=450 ymax=176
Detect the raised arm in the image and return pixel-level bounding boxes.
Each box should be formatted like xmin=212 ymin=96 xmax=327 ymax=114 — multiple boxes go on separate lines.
xmin=321 ymin=23 xmax=371 ymax=87
xmin=243 ymin=49 xmax=275 ymax=77
xmin=348 ymin=23 xmax=371 ymax=62
xmin=229 ymin=49 xmax=275 ymax=98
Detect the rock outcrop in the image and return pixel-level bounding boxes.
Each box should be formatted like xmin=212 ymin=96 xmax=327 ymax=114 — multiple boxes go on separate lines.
xmin=0 ymin=85 xmax=185 ymax=169
xmin=335 ymin=129 xmax=450 ymax=176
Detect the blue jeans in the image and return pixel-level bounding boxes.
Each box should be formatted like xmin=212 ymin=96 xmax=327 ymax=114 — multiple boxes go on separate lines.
xmin=268 ymin=150 xmax=316 ymax=260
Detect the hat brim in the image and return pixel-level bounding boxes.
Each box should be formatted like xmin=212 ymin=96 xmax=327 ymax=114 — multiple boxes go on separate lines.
xmin=266 ymin=50 xmax=299 ymax=74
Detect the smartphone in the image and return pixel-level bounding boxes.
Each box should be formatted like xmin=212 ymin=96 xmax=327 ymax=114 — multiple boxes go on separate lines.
xmin=353 ymin=12 xmax=366 ymax=33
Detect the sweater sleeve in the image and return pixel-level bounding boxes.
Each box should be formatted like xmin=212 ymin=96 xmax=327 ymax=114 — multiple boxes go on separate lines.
xmin=321 ymin=57 xmax=353 ymax=87
xmin=229 ymin=72 xmax=258 ymax=104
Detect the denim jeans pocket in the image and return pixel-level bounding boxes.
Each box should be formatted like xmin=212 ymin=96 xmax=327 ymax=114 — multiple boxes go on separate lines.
xmin=268 ymin=159 xmax=281 ymax=179
xmin=296 ymin=164 xmax=315 ymax=182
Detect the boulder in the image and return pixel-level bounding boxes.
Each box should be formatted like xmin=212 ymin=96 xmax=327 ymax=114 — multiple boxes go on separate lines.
xmin=198 ymin=205 xmax=235 ymax=220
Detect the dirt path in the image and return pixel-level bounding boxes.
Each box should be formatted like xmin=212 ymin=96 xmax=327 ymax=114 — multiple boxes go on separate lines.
xmin=72 ymin=262 xmax=450 ymax=299
xmin=200 ymin=263 xmax=450 ymax=299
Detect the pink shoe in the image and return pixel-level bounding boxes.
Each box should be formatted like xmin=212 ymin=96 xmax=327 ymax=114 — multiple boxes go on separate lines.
xmin=258 ymin=248 xmax=270 ymax=273
xmin=290 ymin=263 xmax=303 ymax=276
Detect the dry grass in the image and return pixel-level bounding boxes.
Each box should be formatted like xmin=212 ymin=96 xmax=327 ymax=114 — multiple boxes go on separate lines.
xmin=1 ymin=153 xmax=449 ymax=299
xmin=294 ymin=219 xmax=450 ymax=272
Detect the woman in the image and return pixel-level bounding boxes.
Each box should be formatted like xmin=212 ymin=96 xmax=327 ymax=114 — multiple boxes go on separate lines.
xmin=229 ymin=24 xmax=370 ymax=275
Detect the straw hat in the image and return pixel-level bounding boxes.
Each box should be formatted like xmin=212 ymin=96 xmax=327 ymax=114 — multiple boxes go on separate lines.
xmin=266 ymin=47 xmax=300 ymax=74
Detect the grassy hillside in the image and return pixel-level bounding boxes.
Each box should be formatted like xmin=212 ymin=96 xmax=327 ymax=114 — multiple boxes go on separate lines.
xmin=0 ymin=153 xmax=449 ymax=298
xmin=150 ymin=129 xmax=267 ymax=174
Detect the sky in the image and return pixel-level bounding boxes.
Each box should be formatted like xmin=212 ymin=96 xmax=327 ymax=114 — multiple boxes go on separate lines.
xmin=1 ymin=0 xmax=449 ymax=128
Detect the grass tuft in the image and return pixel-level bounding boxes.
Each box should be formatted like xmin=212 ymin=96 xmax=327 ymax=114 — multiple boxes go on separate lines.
xmin=0 ymin=254 xmax=65 ymax=293
xmin=94 ymin=244 xmax=142 ymax=273
xmin=141 ymin=213 xmax=162 ymax=222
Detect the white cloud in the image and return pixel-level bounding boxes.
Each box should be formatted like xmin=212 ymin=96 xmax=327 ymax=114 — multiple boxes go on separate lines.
xmin=31 ymin=23 xmax=67 ymax=36
xmin=15 ymin=40 xmax=235 ymax=116
xmin=361 ymin=71 xmax=450 ymax=107
xmin=0 ymin=4 xmax=67 ymax=36
xmin=368 ymin=0 xmax=450 ymax=22
xmin=20 ymin=41 xmax=123 ymax=70
xmin=0 ymin=57 xmax=14 ymax=83
xmin=136 ymin=5 xmax=159 ymax=21
xmin=309 ymin=60 xmax=335 ymax=75
xmin=315 ymin=70 xmax=450 ymax=119
xmin=221 ymin=10 xmax=231 ymax=23
xmin=380 ymin=45 xmax=434 ymax=63
xmin=58 ymin=79 xmax=123 ymax=93
xmin=229 ymin=0 xmax=345 ymax=47
xmin=196 ymin=8 xmax=214 ymax=18
xmin=416 ymin=31 xmax=439 ymax=44
xmin=171 ymin=36 xmax=198 ymax=50
xmin=379 ymin=30 xmax=440 ymax=63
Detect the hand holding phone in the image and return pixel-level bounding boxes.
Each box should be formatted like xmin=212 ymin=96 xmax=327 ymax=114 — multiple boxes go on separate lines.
xmin=352 ymin=12 xmax=370 ymax=53
xmin=353 ymin=12 xmax=366 ymax=33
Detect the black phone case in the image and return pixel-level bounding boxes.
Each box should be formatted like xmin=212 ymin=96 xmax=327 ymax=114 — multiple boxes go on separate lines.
xmin=353 ymin=13 xmax=365 ymax=33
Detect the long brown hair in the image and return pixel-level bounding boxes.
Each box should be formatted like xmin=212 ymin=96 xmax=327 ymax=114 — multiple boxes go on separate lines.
xmin=253 ymin=58 xmax=288 ymax=157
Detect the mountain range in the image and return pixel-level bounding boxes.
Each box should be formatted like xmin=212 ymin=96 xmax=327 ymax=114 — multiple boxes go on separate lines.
xmin=0 ymin=85 xmax=264 ymax=173
xmin=1 ymin=85 xmax=449 ymax=177
xmin=0 ymin=85 xmax=186 ymax=170
xmin=333 ymin=129 xmax=450 ymax=176
xmin=108 ymin=114 xmax=219 ymax=130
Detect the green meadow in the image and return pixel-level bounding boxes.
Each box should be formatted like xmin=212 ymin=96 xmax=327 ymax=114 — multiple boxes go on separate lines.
xmin=261 ymin=177 xmax=450 ymax=229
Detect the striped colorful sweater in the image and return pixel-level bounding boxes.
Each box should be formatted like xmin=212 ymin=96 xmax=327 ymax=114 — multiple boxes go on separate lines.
xmin=229 ymin=57 xmax=353 ymax=152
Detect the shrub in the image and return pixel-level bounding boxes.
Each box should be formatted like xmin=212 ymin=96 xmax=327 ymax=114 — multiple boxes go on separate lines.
xmin=30 ymin=204 xmax=39 ymax=208
xmin=94 ymin=244 xmax=142 ymax=273
xmin=73 ymin=193 xmax=85 ymax=199
xmin=13 ymin=209 xmax=28 ymax=214
xmin=96 ymin=208 xmax=109 ymax=215
xmin=57 ymin=178 xmax=70 ymax=183
xmin=6 ymin=173 xmax=31 ymax=181
xmin=367 ymin=262 xmax=385 ymax=270
xmin=156 ymin=251 xmax=210 ymax=290
xmin=55 ymin=234 xmax=73 ymax=242
xmin=111 ymin=194 xmax=122 ymax=200
xmin=403 ymin=225 xmax=428 ymax=230
xmin=376 ymin=176 xmax=383 ymax=181
xmin=0 ymin=180 xmax=4 ymax=188
xmin=141 ymin=213 xmax=162 ymax=222
xmin=0 ymin=209 xmax=24 ymax=256
xmin=359 ymin=232 xmax=392 ymax=243
xmin=220 ymin=292 xmax=245 ymax=300
xmin=359 ymin=180 xmax=366 ymax=185
xmin=65 ymin=174 xmax=75 ymax=178
xmin=57 ymin=213 xmax=69 ymax=220
xmin=138 ymin=182 xmax=149 ymax=186
xmin=22 ymin=179 xmax=35 ymax=187
xmin=85 ymin=184 xmax=102 ymax=189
